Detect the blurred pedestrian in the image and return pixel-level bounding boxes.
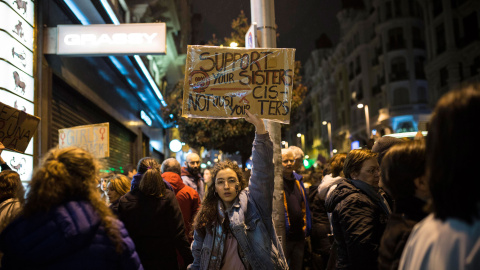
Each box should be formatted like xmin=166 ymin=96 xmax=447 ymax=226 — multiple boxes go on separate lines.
xmin=106 ymin=174 xmax=131 ymax=205
xmin=161 ymin=158 xmax=201 ymax=242
xmin=190 ymin=110 xmax=287 ymax=269
xmin=378 ymin=140 xmax=428 ymax=270
xmin=0 ymin=147 xmax=142 ymax=270
xmin=203 ymin=168 xmax=212 ymax=196
xmin=399 ymin=84 xmax=480 ymax=270
xmin=282 ymin=148 xmax=311 ymax=270
xmin=0 ymin=170 xmax=23 ymax=233
xmin=182 ymin=153 xmax=205 ymax=201
xmin=113 ymin=157 xmax=193 ymax=270
xmin=314 ymin=153 xmax=347 ymax=270
xmin=122 ymin=164 xmax=137 ymax=180
xmin=325 ymin=149 xmax=390 ymax=270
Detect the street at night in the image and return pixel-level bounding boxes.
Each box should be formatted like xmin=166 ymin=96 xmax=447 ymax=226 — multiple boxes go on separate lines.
xmin=0 ymin=0 xmax=479 ymax=269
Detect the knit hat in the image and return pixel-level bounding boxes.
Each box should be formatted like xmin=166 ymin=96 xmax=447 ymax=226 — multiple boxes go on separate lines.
xmin=372 ymin=136 xmax=405 ymax=165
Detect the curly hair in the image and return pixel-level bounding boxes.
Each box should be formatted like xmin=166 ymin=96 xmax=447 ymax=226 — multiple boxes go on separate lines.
xmin=343 ymin=149 xmax=377 ymax=179
xmin=22 ymin=147 xmax=124 ymax=253
xmin=192 ymin=160 xmax=246 ymax=231
xmin=0 ymin=170 xmax=24 ymax=203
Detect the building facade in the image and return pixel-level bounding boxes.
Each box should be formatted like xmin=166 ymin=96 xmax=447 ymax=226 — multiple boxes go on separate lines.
xmin=2 ymin=0 xmax=191 ymax=181
xmin=296 ymin=0 xmax=479 ymax=160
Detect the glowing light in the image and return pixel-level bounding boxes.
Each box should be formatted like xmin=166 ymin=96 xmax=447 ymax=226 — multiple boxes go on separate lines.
xmin=169 ymin=139 xmax=182 ymax=152
xmin=357 ymin=104 xmax=364 ymax=109
xmin=230 ymin=42 xmax=238 ymax=48
xmin=297 ymin=133 xmax=302 ymax=138
xmin=322 ymin=121 xmax=327 ymax=125
xmin=333 ymin=149 xmax=338 ymax=154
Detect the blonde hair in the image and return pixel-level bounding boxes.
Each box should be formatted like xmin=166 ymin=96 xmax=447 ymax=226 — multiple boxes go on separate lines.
xmin=23 ymin=147 xmax=124 ymax=253
xmin=108 ymin=174 xmax=131 ymax=196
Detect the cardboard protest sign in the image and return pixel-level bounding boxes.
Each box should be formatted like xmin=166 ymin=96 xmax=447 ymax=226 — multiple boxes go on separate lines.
xmin=0 ymin=101 xmax=40 ymax=153
xmin=182 ymin=45 xmax=295 ymax=124
xmin=58 ymin=123 xmax=110 ymax=158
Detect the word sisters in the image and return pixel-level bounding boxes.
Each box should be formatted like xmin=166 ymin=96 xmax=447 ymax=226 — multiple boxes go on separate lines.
xmin=182 ymin=45 xmax=295 ymax=124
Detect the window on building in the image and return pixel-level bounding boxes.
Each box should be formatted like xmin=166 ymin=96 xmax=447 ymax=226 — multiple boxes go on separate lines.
xmin=417 ymin=87 xmax=428 ymax=103
xmin=433 ymin=0 xmax=443 ymax=18
xmin=349 ymin=62 xmax=354 ymax=80
xmin=386 ymin=1 xmax=392 ymax=19
xmin=459 ymin=62 xmax=464 ymax=81
xmin=394 ymin=0 xmax=402 ymax=17
xmin=388 ymin=27 xmax=404 ymax=50
xmin=408 ymin=0 xmax=415 ymax=16
xmin=440 ymin=67 xmax=449 ymax=87
xmin=341 ymin=110 xmax=346 ymax=126
xmin=463 ymin=12 xmax=479 ymax=47
xmin=412 ymin=27 xmax=424 ymax=48
xmin=355 ymin=56 xmax=361 ymax=75
xmin=357 ymin=80 xmax=364 ymax=101
xmin=393 ymin=88 xmax=410 ymax=106
xmin=470 ymin=56 xmax=480 ymax=76
xmin=436 ymin=24 xmax=446 ymax=55
xmin=391 ymin=57 xmax=408 ymax=81
xmin=415 ymin=56 xmax=426 ymax=79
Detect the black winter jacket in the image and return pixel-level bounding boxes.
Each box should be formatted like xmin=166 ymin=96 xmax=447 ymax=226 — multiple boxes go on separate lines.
xmin=378 ymin=196 xmax=427 ymax=270
xmin=325 ymin=179 xmax=388 ymax=270
xmin=113 ymin=188 xmax=193 ymax=270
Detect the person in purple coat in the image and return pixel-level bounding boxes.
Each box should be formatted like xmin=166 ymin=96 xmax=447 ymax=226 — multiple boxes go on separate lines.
xmin=0 ymin=147 xmax=143 ymax=270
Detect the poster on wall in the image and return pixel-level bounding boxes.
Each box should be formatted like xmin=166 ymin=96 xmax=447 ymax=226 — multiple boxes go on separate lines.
xmin=58 ymin=123 xmax=110 ymax=158
xmin=0 ymin=101 xmax=40 ymax=153
xmin=5 ymin=0 xmax=34 ymax=26
xmin=0 ymin=1 xmax=34 ymax=49
xmin=182 ymin=45 xmax=295 ymax=124
xmin=1 ymin=150 xmax=34 ymax=181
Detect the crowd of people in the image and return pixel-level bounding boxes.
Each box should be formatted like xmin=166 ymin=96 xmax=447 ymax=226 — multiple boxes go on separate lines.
xmin=0 ymin=84 xmax=479 ymax=269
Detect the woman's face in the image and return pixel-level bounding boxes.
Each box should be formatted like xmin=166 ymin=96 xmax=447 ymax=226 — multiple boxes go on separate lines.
xmin=106 ymin=182 xmax=120 ymax=202
xmin=204 ymin=169 xmax=212 ymax=184
xmin=214 ymin=168 xmax=239 ymax=208
xmin=352 ymin=158 xmax=380 ymax=188
xmin=100 ymin=178 xmax=108 ymax=191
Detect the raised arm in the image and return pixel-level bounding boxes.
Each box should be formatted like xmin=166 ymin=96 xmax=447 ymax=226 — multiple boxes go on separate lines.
xmin=244 ymin=110 xmax=274 ymax=217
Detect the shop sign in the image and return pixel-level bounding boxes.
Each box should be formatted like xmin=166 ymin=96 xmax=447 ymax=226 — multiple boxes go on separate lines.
xmin=57 ymin=23 xmax=166 ymax=56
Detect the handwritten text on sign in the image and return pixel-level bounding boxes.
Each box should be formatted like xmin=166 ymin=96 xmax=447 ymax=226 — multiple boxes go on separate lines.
xmin=0 ymin=101 xmax=40 ymax=153
xmin=58 ymin=123 xmax=110 ymax=158
xmin=182 ymin=46 xmax=295 ymax=124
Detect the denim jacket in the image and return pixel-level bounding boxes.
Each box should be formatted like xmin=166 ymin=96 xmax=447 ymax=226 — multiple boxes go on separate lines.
xmin=190 ymin=133 xmax=288 ymax=270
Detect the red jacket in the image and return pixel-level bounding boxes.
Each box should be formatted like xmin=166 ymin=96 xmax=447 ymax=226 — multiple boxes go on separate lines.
xmin=162 ymin=172 xmax=201 ymax=242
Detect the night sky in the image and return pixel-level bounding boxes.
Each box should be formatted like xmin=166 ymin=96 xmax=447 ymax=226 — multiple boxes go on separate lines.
xmin=192 ymin=0 xmax=342 ymax=65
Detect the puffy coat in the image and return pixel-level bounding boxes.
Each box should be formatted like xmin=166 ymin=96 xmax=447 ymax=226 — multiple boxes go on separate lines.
xmin=114 ymin=188 xmax=193 ymax=270
xmin=0 ymin=201 xmax=142 ymax=270
xmin=325 ymin=179 xmax=388 ymax=270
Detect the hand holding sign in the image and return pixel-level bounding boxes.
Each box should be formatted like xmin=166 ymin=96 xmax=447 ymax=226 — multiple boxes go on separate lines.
xmin=182 ymin=46 xmax=295 ymax=124
xmin=244 ymin=110 xmax=266 ymax=135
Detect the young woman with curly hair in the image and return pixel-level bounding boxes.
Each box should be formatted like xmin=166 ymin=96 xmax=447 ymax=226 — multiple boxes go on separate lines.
xmin=190 ymin=111 xmax=287 ymax=270
xmin=0 ymin=147 xmax=142 ymax=270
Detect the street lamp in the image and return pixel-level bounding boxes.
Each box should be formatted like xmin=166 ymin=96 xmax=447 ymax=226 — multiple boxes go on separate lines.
xmin=357 ymin=103 xmax=371 ymax=138
xmin=323 ymin=121 xmax=333 ymax=157
xmin=230 ymin=42 xmax=238 ymax=48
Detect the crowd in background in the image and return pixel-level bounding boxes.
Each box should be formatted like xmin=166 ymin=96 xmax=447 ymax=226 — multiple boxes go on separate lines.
xmin=0 ymin=84 xmax=479 ymax=269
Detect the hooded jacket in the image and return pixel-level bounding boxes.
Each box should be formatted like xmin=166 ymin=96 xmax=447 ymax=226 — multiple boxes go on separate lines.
xmin=162 ymin=171 xmax=201 ymax=242
xmin=181 ymin=168 xmax=205 ymax=201
xmin=325 ymin=179 xmax=388 ymax=270
xmin=0 ymin=201 xmax=142 ymax=270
